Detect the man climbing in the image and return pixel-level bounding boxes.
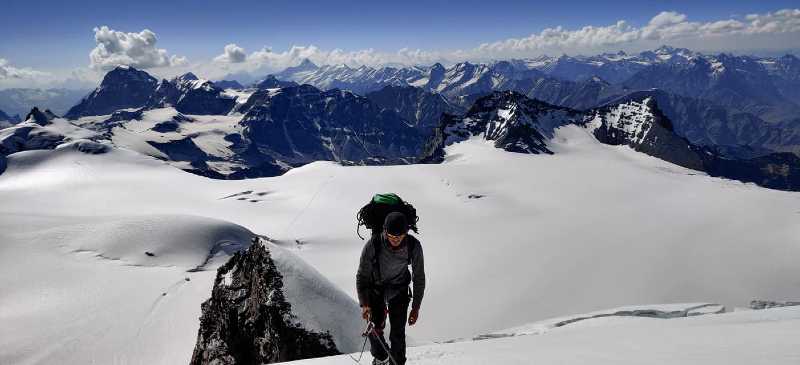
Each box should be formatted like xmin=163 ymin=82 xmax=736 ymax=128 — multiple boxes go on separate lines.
xmin=356 ymin=212 xmax=425 ymax=365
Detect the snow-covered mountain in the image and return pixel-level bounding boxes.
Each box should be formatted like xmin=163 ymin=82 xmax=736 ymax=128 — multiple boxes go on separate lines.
xmin=8 ymin=85 xmax=800 ymax=190
xmin=272 ymin=46 xmax=800 ymax=127
xmin=2 ymin=118 xmax=800 ymax=363
xmin=421 ymin=91 xmax=581 ymax=158
xmin=146 ymin=72 xmax=236 ymax=115
xmin=65 ymin=67 xmax=244 ymax=119
xmin=423 ymin=91 xmax=800 ymax=191
xmin=524 ymin=45 xmax=698 ymax=83
xmin=5 ymin=83 xmax=430 ymax=178
xmin=620 ymin=89 xmax=800 ymax=156
xmin=623 ymin=52 xmax=800 ymax=123
xmin=0 ymin=107 xmax=96 ymax=159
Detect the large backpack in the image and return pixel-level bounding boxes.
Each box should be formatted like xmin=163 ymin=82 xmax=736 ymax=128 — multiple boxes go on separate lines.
xmin=356 ymin=193 xmax=419 ymax=240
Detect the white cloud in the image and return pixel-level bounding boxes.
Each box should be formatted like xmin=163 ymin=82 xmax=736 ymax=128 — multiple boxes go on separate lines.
xmin=214 ymin=44 xmax=247 ymax=63
xmin=89 ymin=26 xmax=187 ymax=70
xmin=6 ymin=9 xmax=800 ymax=88
xmin=474 ymin=9 xmax=800 ymax=58
xmin=202 ymin=8 xmax=799 ymax=79
xmin=745 ymin=9 xmax=800 ymax=34
xmin=203 ymin=45 xmax=442 ymax=78
xmin=0 ymin=58 xmax=51 ymax=80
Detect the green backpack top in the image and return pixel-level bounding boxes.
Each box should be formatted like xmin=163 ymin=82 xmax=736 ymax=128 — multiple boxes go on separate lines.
xmin=356 ymin=193 xmax=419 ymax=239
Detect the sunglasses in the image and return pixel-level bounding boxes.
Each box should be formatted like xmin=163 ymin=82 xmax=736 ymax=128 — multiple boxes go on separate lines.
xmin=385 ymin=231 xmax=406 ymax=240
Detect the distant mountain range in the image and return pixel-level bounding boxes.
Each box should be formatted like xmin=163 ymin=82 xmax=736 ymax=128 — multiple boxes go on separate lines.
xmin=0 ymin=88 xmax=89 ymax=118
xmin=268 ymin=46 xmax=800 ymax=123
xmin=2 ymin=45 xmax=800 ymax=191
xmin=266 ymin=45 xmax=800 ymax=154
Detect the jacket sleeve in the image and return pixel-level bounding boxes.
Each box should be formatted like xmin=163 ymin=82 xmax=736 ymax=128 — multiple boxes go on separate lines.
xmin=411 ymin=239 xmax=425 ymax=310
xmin=355 ymin=240 xmax=374 ymax=307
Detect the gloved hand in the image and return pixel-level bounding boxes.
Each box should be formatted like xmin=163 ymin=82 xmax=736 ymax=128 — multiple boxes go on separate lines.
xmin=408 ymin=307 xmax=419 ymax=326
xmin=361 ymin=305 xmax=371 ymax=321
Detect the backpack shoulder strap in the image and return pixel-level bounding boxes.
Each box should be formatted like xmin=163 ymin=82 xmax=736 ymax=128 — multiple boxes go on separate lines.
xmin=406 ymin=235 xmax=419 ymax=265
xmin=371 ymin=234 xmax=383 ymax=284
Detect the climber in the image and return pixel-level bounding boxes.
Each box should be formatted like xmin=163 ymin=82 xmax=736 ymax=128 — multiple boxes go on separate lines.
xmin=356 ymin=212 xmax=425 ymax=365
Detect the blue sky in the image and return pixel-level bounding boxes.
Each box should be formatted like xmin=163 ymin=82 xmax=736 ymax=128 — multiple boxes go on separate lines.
xmin=1 ymin=0 xmax=799 ymax=88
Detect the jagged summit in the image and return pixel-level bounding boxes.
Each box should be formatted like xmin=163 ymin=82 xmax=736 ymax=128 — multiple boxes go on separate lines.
xmin=65 ymin=66 xmax=158 ymax=119
xmin=254 ymin=74 xmax=298 ymax=89
xmin=297 ymin=58 xmax=317 ymax=69
xmin=274 ymin=58 xmax=319 ymax=80
xmin=190 ymin=240 xmax=340 ymax=364
xmin=24 ymin=107 xmax=57 ymax=126
xmin=102 ymin=65 xmax=158 ymax=84
xmin=420 ymin=91 xmax=581 ymax=162
xmin=176 ymin=72 xmax=199 ymax=81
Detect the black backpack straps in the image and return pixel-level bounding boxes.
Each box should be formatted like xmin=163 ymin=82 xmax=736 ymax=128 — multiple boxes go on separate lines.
xmin=407 ymin=236 xmax=417 ymax=265
xmin=371 ymin=234 xmax=383 ymax=285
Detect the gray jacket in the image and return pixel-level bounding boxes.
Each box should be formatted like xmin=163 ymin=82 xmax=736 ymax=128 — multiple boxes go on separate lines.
xmin=356 ymin=234 xmax=425 ymax=310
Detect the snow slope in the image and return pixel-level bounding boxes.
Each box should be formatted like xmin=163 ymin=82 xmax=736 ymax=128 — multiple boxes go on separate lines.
xmin=1 ymin=123 xmax=799 ymax=363
xmin=284 ymin=305 xmax=800 ymax=365
xmin=0 ymin=148 xmax=362 ymax=364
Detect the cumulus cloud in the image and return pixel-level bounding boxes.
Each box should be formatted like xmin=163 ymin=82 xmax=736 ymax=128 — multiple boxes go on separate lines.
xmin=7 ymin=9 xmax=800 ymax=87
xmin=475 ymin=8 xmax=800 ymax=57
xmin=220 ymin=45 xmax=440 ymax=72
xmin=0 ymin=58 xmax=51 ymax=80
xmin=214 ymin=43 xmax=247 ymax=63
xmin=89 ymin=26 xmax=187 ymax=70
xmin=199 ymin=8 xmax=799 ymax=80
xmin=0 ymin=58 xmax=102 ymax=89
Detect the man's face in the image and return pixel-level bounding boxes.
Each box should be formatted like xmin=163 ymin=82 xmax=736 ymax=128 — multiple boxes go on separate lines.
xmin=386 ymin=231 xmax=406 ymax=247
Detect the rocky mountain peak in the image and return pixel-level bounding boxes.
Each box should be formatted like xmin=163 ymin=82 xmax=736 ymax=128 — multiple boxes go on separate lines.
xmin=65 ymin=67 xmax=159 ymax=119
xmin=190 ymin=239 xmax=340 ymax=364
xmin=177 ymin=72 xmax=199 ymax=82
xmin=24 ymin=107 xmax=56 ymax=126
xmin=102 ymin=66 xmax=158 ymax=86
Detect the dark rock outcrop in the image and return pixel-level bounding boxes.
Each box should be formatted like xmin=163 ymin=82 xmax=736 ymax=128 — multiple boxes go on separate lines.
xmin=236 ymin=84 xmax=424 ymax=167
xmin=0 ymin=107 xmax=66 ymax=156
xmin=146 ymin=73 xmax=236 ymax=115
xmin=215 ymin=80 xmax=245 ymax=90
xmin=255 ymin=75 xmax=298 ymax=89
xmin=24 ymin=107 xmax=57 ymax=126
xmin=190 ymin=240 xmax=339 ymax=364
xmin=366 ymin=85 xmax=464 ymax=133
xmin=750 ymin=300 xmax=800 ymax=310
xmin=65 ymin=66 xmax=158 ymax=119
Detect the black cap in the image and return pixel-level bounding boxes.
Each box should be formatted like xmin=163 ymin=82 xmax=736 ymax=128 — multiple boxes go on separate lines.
xmin=384 ymin=212 xmax=408 ymax=235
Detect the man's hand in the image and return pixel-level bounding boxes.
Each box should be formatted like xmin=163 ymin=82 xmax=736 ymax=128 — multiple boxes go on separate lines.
xmin=361 ymin=305 xmax=371 ymax=321
xmin=408 ymin=307 xmax=419 ymax=326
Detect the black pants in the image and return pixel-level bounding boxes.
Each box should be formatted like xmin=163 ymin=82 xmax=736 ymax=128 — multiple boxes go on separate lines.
xmin=368 ymin=287 xmax=410 ymax=365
